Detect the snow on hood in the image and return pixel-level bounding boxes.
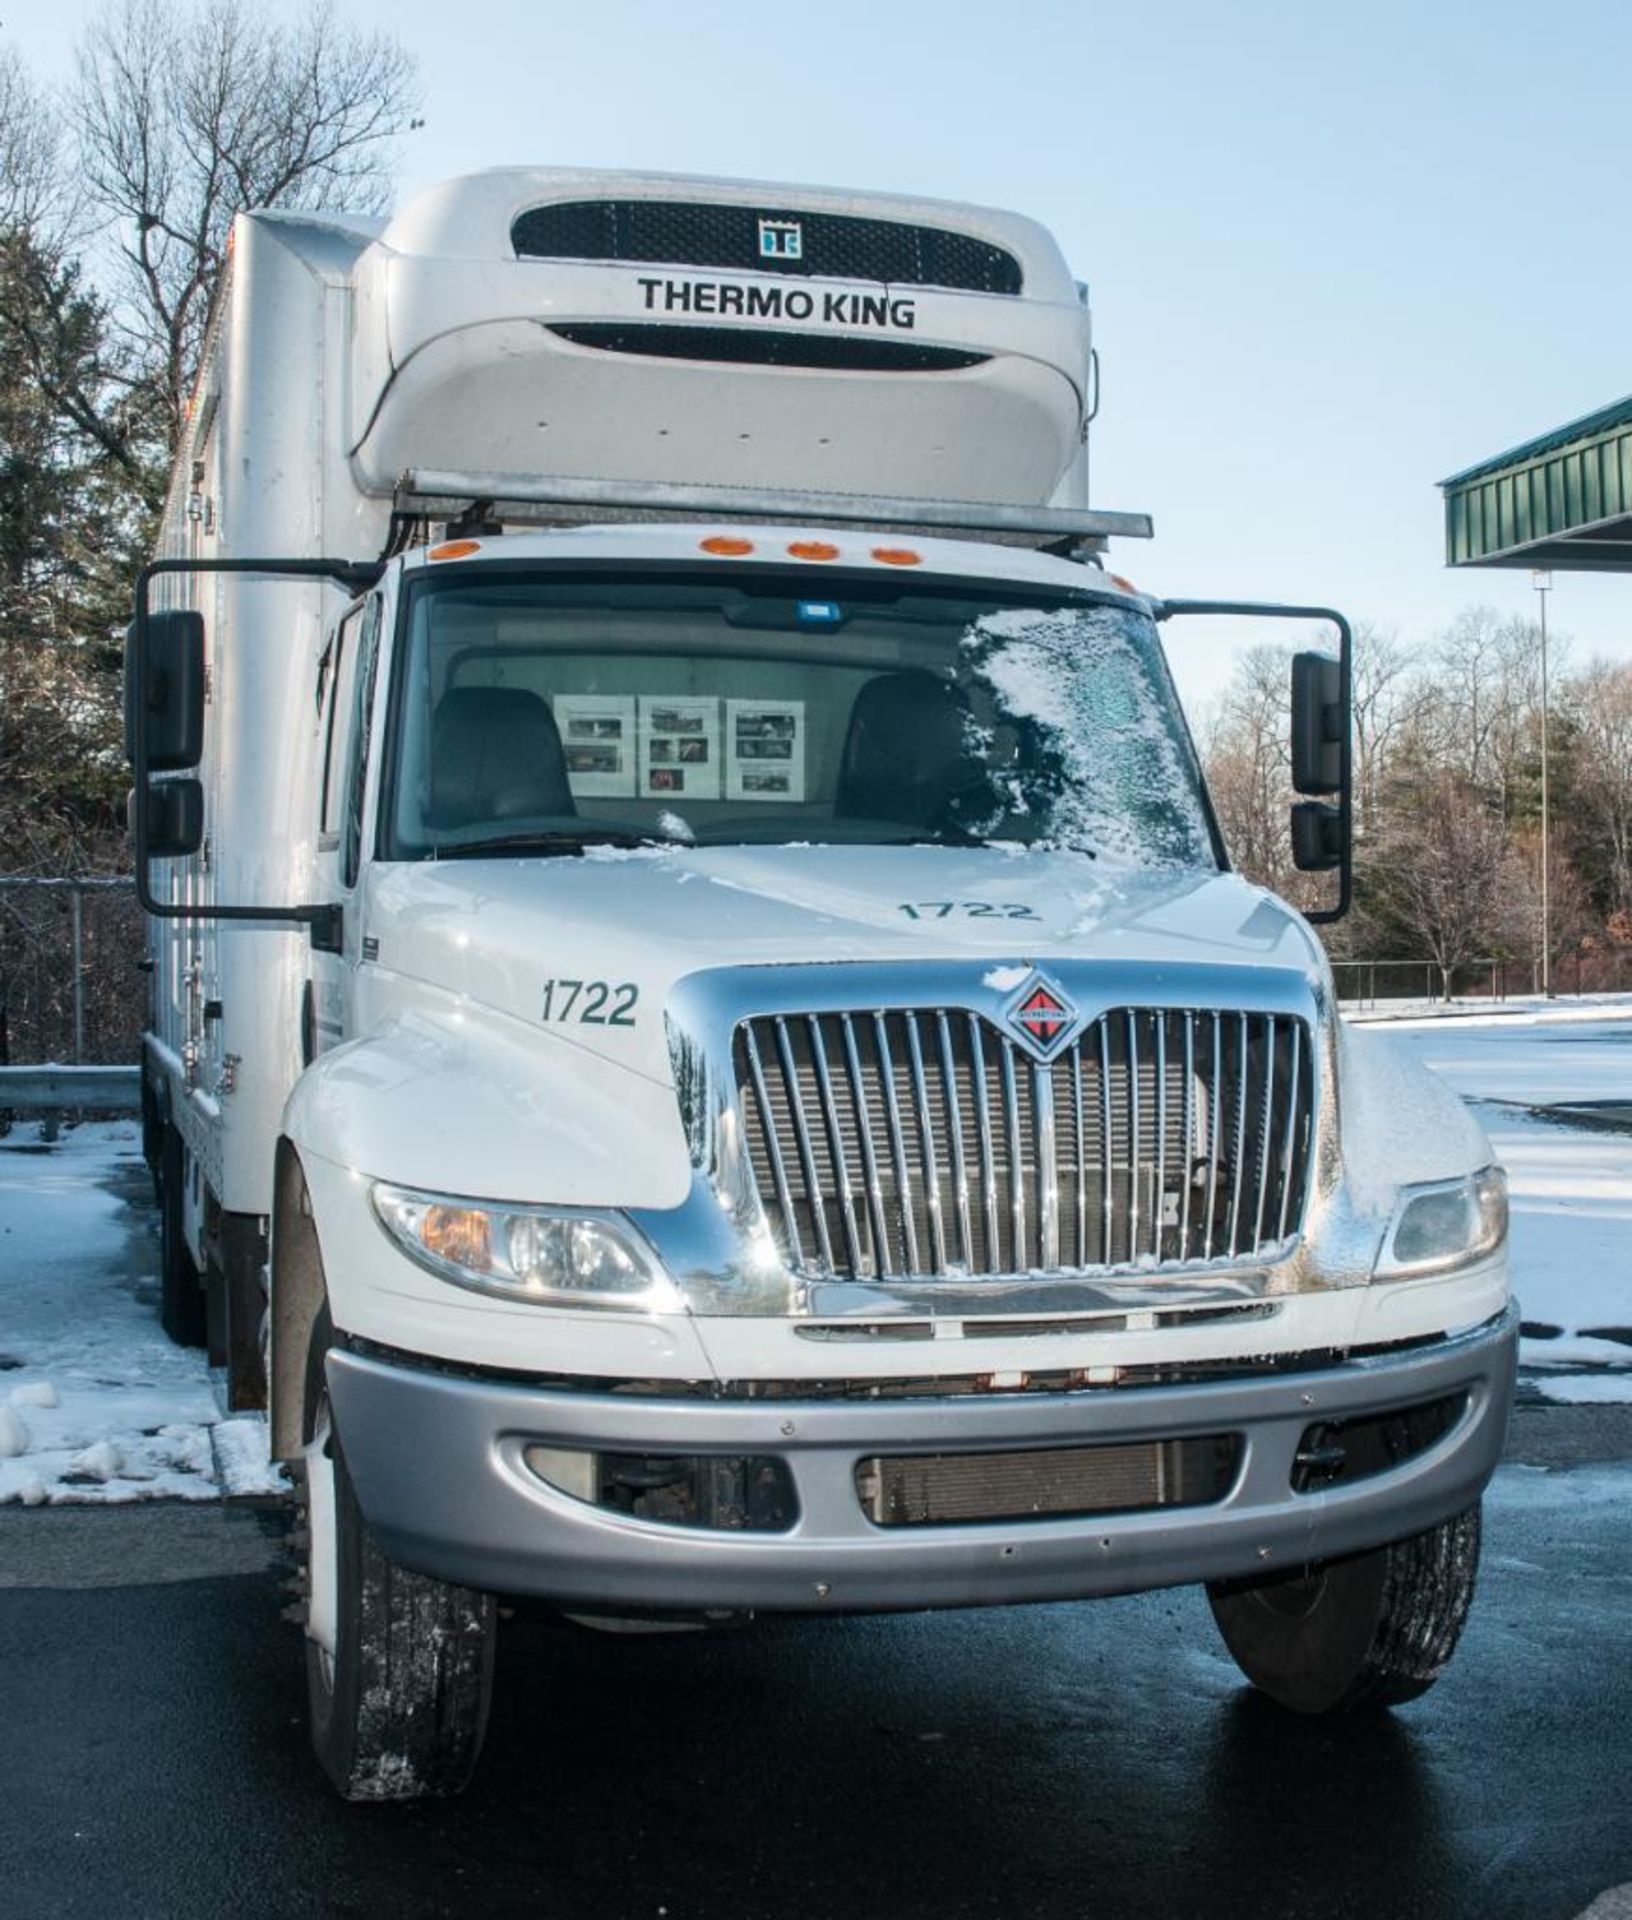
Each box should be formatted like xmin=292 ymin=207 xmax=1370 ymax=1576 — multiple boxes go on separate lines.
xmin=365 ymin=846 xmax=1327 ymax=1083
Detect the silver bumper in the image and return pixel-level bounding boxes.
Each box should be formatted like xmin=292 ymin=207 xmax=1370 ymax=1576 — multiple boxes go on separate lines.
xmin=325 ymin=1303 xmax=1517 ymax=1613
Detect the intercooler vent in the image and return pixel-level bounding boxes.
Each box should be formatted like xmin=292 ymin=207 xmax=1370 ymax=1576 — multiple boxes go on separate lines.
xmin=512 ymin=199 xmax=1024 ymax=294
xmin=735 ymin=1005 xmax=1315 ymax=1282
xmin=856 ymin=1434 xmax=1241 ymax=1527
xmin=549 ymin=323 xmax=989 ymax=374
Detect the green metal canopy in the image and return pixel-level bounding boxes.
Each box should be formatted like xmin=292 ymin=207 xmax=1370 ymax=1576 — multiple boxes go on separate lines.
xmin=1442 ymin=394 xmax=1632 ymax=570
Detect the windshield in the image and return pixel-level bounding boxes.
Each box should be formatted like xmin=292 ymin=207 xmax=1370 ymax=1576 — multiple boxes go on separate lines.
xmin=382 ymin=569 xmax=1217 ymax=870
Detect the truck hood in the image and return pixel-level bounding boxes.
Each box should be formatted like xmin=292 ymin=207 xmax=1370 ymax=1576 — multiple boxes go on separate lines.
xmin=363 ymin=847 xmax=1327 ymax=1086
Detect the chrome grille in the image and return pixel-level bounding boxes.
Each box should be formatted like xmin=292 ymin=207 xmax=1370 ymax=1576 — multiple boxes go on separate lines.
xmin=734 ymin=1008 xmax=1313 ymax=1281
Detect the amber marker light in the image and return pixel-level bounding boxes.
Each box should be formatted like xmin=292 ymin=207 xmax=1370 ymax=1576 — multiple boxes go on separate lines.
xmin=420 ymin=1204 xmax=492 ymax=1272
xmin=700 ymin=535 xmax=755 ymax=555
xmin=871 ymin=546 xmax=922 ymax=566
xmin=787 ymin=540 xmax=840 ymax=561
xmin=428 ymin=539 xmax=482 ymax=561
xmin=1108 ymin=573 xmax=1140 ymax=594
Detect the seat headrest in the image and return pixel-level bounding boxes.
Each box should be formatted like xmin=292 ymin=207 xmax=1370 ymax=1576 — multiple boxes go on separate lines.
xmin=428 ymin=686 xmax=574 ymax=829
xmin=835 ymin=670 xmax=986 ymax=833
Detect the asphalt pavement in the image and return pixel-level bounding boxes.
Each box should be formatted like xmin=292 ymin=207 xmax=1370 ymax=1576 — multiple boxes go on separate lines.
xmin=2 ymin=1404 xmax=1629 ymax=1920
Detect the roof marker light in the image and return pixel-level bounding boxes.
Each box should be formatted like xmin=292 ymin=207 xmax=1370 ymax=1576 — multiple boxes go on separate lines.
xmin=871 ymin=546 xmax=922 ymax=566
xmin=700 ymin=535 xmax=755 ymax=556
xmin=1108 ymin=573 xmax=1139 ymax=594
xmin=429 ymin=539 xmax=482 ymax=561
xmin=787 ymin=540 xmax=840 ymax=561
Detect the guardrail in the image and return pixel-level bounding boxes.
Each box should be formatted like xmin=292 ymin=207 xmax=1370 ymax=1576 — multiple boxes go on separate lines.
xmin=0 ymin=1064 xmax=142 ymax=1110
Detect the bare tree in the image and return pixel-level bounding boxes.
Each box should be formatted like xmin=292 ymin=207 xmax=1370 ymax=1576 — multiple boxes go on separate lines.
xmin=1201 ymin=643 xmax=1296 ymax=895
xmin=1570 ymin=660 xmax=1632 ymax=922
xmin=0 ymin=46 xmax=72 ymax=238
xmin=1410 ymin=606 xmax=1566 ymax=818
xmin=1348 ymin=622 xmax=1421 ymax=834
xmin=74 ymin=0 xmax=418 ymax=451
xmin=1367 ymin=775 xmax=1513 ymax=999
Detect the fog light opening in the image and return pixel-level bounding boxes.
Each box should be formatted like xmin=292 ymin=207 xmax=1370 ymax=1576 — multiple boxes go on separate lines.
xmin=522 ymin=1444 xmax=798 ymax=1533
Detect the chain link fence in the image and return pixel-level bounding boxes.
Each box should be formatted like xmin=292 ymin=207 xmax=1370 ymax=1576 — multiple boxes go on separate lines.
xmin=1332 ymin=952 xmax=1632 ymax=1008
xmin=0 ymin=876 xmax=145 ymax=1068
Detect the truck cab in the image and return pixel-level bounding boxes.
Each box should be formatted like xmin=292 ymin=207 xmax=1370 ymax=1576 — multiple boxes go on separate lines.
xmin=126 ymin=168 xmax=1515 ymax=1800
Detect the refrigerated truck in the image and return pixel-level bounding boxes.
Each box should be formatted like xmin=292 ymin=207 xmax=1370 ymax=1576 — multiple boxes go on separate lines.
xmin=125 ymin=167 xmax=1515 ymax=1799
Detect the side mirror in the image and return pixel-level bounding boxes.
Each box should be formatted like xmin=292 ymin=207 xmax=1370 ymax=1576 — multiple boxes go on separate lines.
xmin=140 ymin=777 xmax=205 ymax=859
xmin=125 ymin=608 xmax=205 ymax=772
xmin=1290 ymin=651 xmax=1342 ymax=795
xmin=1291 ymin=800 xmax=1342 ymax=872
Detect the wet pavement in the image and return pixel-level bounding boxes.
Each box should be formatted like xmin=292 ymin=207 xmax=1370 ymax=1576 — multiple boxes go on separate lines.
xmin=2 ymin=1427 xmax=1629 ymax=1920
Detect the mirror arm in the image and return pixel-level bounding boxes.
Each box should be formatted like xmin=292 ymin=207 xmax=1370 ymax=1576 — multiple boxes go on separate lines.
xmin=1154 ymin=597 xmax=1352 ymax=925
xmin=132 ymin=556 xmax=383 ymax=934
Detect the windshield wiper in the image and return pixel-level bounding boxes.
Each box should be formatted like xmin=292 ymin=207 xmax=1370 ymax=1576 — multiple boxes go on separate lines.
xmin=903 ymin=828 xmax=1098 ymax=858
xmin=432 ymin=829 xmax=666 ymax=859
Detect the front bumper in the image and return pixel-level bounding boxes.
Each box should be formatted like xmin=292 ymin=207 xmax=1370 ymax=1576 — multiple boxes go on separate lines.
xmin=325 ymin=1302 xmax=1518 ymax=1613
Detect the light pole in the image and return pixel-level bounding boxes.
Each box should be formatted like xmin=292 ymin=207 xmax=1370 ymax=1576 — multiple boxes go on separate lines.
xmin=1532 ymin=569 xmax=1552 ymax=997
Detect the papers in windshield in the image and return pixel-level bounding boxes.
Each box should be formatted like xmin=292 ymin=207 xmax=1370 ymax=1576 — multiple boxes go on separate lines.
xmin=639 ymin=696 xmax=722 ymax=800
xmin=554 ymin=695 xmax=635 ymax=797
xmin=726 ymin=700 xmax=806 ymax=802
xmin=552 ymin=693 xmax=806 ymax=803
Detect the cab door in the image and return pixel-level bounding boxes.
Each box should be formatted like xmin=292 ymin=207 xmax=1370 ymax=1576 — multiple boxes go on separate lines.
xmin=305 ymin=593 xmax=380 ymax=1060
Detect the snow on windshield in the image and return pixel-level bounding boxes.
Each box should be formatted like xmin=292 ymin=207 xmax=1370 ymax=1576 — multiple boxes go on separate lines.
xmin=962 ymin=604 xmax=1214 ymax=870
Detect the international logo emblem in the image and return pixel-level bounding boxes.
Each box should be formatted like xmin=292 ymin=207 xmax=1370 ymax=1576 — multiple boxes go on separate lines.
xmin=758 ymin=217 xmax=803 ymax=261
xmin=1003 ymin=971 xmax=1078 ymax=1061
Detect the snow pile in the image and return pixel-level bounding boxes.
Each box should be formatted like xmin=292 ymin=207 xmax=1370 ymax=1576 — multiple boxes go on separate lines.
xmin=67 ymin=1440 xmax=126 ymax=1482
xmin=1347 ymin=991 xmax=1632 ymax=1028
xmin=0 ymin=1123 xmax=287 ymax=1505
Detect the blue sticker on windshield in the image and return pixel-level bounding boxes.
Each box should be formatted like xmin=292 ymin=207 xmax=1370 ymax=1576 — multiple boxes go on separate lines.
xmin=797 ymin=601 xmax=842 ymax=625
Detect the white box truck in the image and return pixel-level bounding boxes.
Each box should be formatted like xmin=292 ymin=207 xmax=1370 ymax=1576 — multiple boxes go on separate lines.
xmin=126 ymin=167 xmax=1515 ymax=1800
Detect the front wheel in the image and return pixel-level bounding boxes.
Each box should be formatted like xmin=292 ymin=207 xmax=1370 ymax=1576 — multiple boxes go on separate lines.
xmin=1207 ymin=1504 xmax=1482 ymax=1714
xmin=294 ymin=1313 xmax=496 ymax=1800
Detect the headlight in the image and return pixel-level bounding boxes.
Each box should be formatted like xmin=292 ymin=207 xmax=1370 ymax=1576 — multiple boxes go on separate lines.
xmin=1374 ymin=1165 xmax=1507 ymax=1280
xmin=371 ymin=1183 xmax=680 ymax=1311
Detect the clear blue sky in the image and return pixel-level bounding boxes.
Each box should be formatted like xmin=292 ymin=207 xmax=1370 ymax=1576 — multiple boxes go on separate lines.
xmin=10 ymin=0 xmax=1632 ymax=710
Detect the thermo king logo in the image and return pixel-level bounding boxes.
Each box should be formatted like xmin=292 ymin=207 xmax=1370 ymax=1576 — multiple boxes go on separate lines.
xmin=758 ymin=217 xmax=803 ymax=261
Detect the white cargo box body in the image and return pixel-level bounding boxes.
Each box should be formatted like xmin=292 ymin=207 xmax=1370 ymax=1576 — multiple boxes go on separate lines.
xmin=151 ymin=167 xmax=1102 ymax=1215
xmin=347 ymin=167 xmax=1094 ymax=518
xmin=151 ymin=210 xmax=383 ymax=1212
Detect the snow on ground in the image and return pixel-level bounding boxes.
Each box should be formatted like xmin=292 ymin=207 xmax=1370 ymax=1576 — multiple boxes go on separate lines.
xmin=1345 ymin=990 xmax=1632 ymax=1028
xmin=2 ymin=1009 xmax=1629 ymax=1506
xmin=0 ymin=1121 xmax=285 ymax=1506
xmin=1362 ymin=1008 xmax=1632 ymax=1400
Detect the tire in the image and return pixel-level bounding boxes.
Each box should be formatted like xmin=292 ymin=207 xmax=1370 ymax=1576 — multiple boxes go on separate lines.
xmin=294 ymin=1310 xmax=496 ymax=1801
xmin=159 ymin=1124 xmax=207 ymax=1348
xmin=1207 ymin=1503 xmax=1482 ymax=1715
